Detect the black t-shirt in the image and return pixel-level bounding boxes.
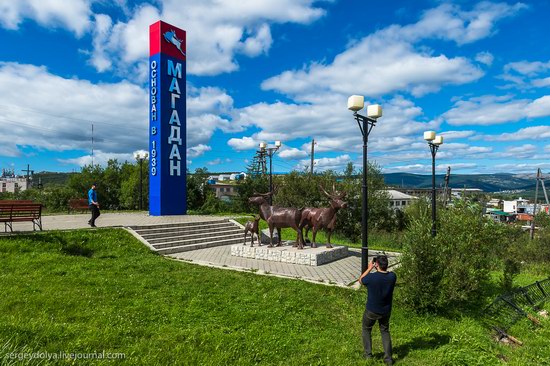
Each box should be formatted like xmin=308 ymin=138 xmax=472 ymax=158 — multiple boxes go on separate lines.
xmin=361 ymin=271 xmax=397 ymax=315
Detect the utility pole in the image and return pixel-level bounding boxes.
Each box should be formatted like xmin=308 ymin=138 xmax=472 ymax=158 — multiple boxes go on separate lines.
xmin=443 ymin=166 xmax=451 ymax=206
xmin=531 ymin=168 xmax=541 ymax=240
xmin=21 ymin=164 xmax=33 ymax=189
xmin=310 ymin=139 xmax=316 ymax=175
xmin=531 ymin=169 xmax=550 ymax=239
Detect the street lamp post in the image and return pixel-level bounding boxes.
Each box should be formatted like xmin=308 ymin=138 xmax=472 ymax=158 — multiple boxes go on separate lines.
xmin=260 ymin=141 xmax=282 ymax=205
xmin=135 ymin=152 xmax=149 ymax=211
xmin=348 ymin=95 xmax=383 ymax=275
xmin=423 ymin=131 xmax=444 ymax=237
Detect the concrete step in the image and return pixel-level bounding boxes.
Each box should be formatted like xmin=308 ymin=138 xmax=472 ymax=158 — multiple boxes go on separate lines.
xmin=146 ymin=228 xmax=242 ymax=244
xmin=152 ymin=232 xmax=243 ymax=249
xmin=130 ymin=219 xmax=228 ymax=231
xmin=138 ymin=223 xmax=240 ymax=239
xmin=156 ymin=237 xmax=244 ymax=255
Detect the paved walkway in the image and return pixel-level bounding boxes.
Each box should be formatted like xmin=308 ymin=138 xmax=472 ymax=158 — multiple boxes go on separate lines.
xmin=169 ymin=245 xmax=400 ymax=287
xmin=3 ymin=212 xmax=401 ymax=288
xmin=2 ymin=212 xmax=226 ymax=232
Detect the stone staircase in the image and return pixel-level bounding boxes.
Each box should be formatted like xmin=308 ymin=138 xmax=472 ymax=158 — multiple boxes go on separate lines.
xmin=128 ymin=219 xmax=243 ymax=255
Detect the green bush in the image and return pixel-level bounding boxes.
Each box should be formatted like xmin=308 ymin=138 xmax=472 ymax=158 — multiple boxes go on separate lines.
xmin=398 ymin=201 xmax=506 ymax=313
xmin=199 ymin=191 xmax=229 ymax=214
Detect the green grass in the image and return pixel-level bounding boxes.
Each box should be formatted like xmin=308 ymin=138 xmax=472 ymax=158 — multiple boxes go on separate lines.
xmin=234 ymin=216 xmax=403 ymax=252
xmin=0 ymin=230 xmax=549 ymax=365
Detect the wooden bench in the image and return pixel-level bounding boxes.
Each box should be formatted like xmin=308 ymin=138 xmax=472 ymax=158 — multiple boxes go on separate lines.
xmin=0 ymin=202 xmax=43 ymax=232
xmin=68 ymin=199 xmax=89 ymax=213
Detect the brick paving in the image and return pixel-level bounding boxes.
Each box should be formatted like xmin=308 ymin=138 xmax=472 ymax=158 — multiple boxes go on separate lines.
xmin=169 ymin=245 xmax=400 ymax=287
xmin=2 ymin=212 xmax=226 ymax=232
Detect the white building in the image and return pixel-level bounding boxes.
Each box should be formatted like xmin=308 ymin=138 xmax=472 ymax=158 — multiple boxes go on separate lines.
xmin=0 ymin=177 xmax=29 ymax=193
xmin=503 ymin=198 xmax=530 ymax=214
xmin=207 ymin=172 xmax=247 ymax=183
xmin=487 ymin=198 xmax=503 ymax=208
xmin=387 ymin=190 xmax=417 ymax=210
xmin=210 ymin=183 xmax=238 ymax=202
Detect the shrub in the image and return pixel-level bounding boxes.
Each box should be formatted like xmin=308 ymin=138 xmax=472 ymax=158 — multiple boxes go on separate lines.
xmin=199 ymin=191 xmax=228 ymax=214
xmin=399 ymin=201 xmax=505 ymax=313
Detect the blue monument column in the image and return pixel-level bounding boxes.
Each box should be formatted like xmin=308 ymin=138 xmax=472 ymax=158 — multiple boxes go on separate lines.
xmin=149 ymin=21 xmax=187 ymax=215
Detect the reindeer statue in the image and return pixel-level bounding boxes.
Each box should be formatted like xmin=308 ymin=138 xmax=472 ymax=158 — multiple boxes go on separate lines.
xmin=243 ymin=215 xmax=261 ymax=247
xmin=248 ymin=191 xmax=305 ymax=249
xmin=300 ymin=184 xmax=347 ymax=248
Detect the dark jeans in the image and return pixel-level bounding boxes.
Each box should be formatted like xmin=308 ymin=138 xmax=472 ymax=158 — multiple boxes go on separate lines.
xmin=362 ymin=309 xmax=392 ymax=363
xmin=89 ymin=204 xmax=100 ymax=225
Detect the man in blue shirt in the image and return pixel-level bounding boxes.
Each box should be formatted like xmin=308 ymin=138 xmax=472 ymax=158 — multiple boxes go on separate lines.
xmin=359 ymin=255 xmax=397 ymax=365
xmin=88 ymin=183 xmax=100 ymax=227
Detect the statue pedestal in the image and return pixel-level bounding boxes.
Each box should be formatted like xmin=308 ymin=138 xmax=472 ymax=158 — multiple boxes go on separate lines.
xmin=230 ymin=243 xmax=348 ymax=266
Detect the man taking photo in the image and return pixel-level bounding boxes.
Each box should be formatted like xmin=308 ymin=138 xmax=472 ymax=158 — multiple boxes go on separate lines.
xmin=359 ymin=255 xmax=397 ymax=365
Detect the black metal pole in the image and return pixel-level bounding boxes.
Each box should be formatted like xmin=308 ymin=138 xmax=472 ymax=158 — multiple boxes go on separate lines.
xmin=269 ymin=150 xmax=273 ymax=205
xmin=361 ymin=124 xmax=369 ymax=274
xmin=431 ymin=145 xmax=437 ymax=237
xmin=139 ymin=158 xmax=143 ymax=211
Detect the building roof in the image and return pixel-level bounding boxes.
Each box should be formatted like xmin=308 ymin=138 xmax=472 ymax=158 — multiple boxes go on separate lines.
xmin=386 ymin=189 xmax=417 ymax=200
xmin=488 ymin=210 xmax=512 ymax=216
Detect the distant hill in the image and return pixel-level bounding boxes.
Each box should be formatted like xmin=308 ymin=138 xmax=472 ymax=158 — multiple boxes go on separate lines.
xmin=26 ymin=170 xmax=541 ymax=194
xmin=33 ymin=171 xmax=75 ymax=187
xmin=383 ymin=173 xmax=536 ymax=192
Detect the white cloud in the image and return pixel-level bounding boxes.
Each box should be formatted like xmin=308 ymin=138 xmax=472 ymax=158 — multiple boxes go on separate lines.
xmin=279 ymin=147 xmax=308 ymax=160
xmin=475 ymin=51 xmax=494 ymax=66
xmin=533 ymin=77 xmax=550 ymax=88
xmin=492 ymin=162 xmax=550 ymax=173
xmin=232 ymin=96 xmax=438 ymax=155
xmin=504 ymin=60 xmax=550 ymax=76
xmin=383 ymin=164 xmax=429 ymax=174
xmin=187 ymin=144 xmax=211 ymax=158
xmin=0 ymin=0 xmax=92 ymax=36
xmin=0 ymin=62 xmax=239 ymax=166
xmin=88 ymin=13 xmax=113 ymax=72
xmin=227 ymin=136 xmax=260 ymax=151
xmin=483 ymin=126 xmax=550 ymax=141
xmin=397 ymin=2 xmax=527 ymax=45
xmin=383 ymin=162 xmax=477 ymax=174
xmin=89 ymin=0 xmax=326 ymax=76
xmin=500 ymin=59 xmax=550 ymax=89
xmin=526 ymin=95 xmax=550 ymax=118
xmin=0 ymin=62 xmax=147 ymax=155
xmin=501 ymin=144 xmax=537 ymax=158
xmin=440 ymin=130 xmax=476 ymax=140
xmin=443 ymin=94 xmax=550 ymax=126
xmin=207 ymin=158 xmax=222 ymax=166
xmin=261 ymin=2 xmax=525 ymax=102
xmin=186 ymin=85 xmax=242 ymax=148
xmin=58 ymin=151 xmax=135 ymax=167
xmin=296 ymin=154 xmax=351 ymax=171
xmin=438 ymin=163 xmax=477 ymax=171
xmin=262 ymin=37 xmax=482 ymax=102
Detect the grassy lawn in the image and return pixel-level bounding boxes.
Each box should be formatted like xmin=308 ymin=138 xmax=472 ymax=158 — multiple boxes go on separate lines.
xmin=1 ymin=229 xmax=549 ymax=365
xmin=233 ymin=216 xmax=403 ymax=252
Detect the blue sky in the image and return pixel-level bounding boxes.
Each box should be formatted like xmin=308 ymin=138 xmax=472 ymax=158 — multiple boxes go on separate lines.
xmin=1 ymin=0 xmax=550 ymax=175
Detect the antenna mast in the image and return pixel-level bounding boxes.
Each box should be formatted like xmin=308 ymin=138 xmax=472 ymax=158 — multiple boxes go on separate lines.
xmin=91 ymin=123 xmax=94 ymax=167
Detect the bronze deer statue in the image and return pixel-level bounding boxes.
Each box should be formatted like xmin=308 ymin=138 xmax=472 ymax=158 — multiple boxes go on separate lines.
xmin=248 ymin=191 xmax=305 ymax=249
xmin=299 ymin=184 xmax=347 ymax=248
xmin=244 ymin=215 xmax=261 ymax=247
